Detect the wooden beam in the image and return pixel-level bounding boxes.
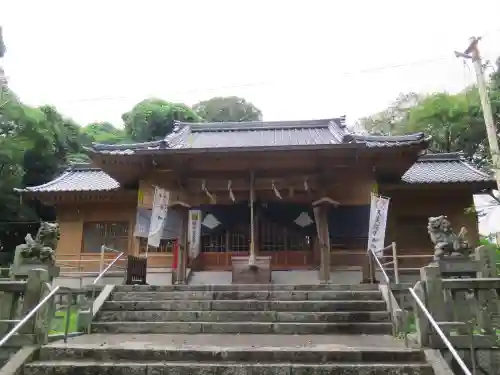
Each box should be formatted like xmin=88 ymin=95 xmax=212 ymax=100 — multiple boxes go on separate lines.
xmin=184 ymin=177 xmax=319 ymax=192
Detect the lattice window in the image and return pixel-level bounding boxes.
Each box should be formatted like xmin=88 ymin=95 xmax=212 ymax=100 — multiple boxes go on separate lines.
xmin=229 ymin=224 xmax=250 ymax=252
xmin=259 ymin=218 xmax=312 ymax=252
xmin=82 ymin=222 xmax=129 ymax=253
xmin=201 ymin=232 xmax=226 ymax=253
xmin=138 ymin=238 xmax=175 ymax=253
xmin=201 ymin=224 xmax=250 ymax=253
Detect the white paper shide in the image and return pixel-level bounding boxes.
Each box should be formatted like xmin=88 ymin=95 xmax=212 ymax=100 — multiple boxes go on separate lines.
xmin=188 ymin=209 xmax=202 ymax=259
xmin=147 ymin=187 xmax=170 ymax=248
xmin=367 ymin=193 xmax=390 ymax=257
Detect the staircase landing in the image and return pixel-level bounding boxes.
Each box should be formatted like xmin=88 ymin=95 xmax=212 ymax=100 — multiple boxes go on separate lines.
xmin=43 ymin=332 xmax=408 ymax=350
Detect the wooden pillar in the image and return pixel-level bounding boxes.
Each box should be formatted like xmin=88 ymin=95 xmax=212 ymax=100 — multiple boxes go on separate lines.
xmin=171 ymin=205 xmax=189 ymax=284
xmin=248 ymin=171 xmax=256 ymax=265
xmin=313 ymin=204 xmax=331 ymax=283
xmin=362 ymin=182 xmax=378 ymax=283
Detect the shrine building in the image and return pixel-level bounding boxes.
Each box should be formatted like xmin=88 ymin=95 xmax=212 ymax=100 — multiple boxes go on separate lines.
xmin=17 ymin=118 xmax=494 ymax=282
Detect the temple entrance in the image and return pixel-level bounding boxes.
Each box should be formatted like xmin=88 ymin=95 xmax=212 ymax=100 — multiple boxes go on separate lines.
xmin=194 ymin=202 xmax=316 ymax=270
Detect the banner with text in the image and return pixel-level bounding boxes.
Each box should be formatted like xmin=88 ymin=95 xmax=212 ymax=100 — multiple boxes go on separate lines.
xmin=147 ymin=187 xmax=170 ymax=248
xmin=367 ymin=193 xmax=390 ymax=257
xmin=188 ymin=209 xmax=202 ymax=259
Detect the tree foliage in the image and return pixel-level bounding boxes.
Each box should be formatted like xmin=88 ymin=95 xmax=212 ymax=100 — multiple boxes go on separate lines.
xmin=359 ymin=63 xmax=500 ymax=169
xmin=122 ymin=99 xmax=202 ymax=142
xmin=82 ymin=121 xmax=131 ymax=145
xmin=193 ymin=96 xmax=263 ymax=122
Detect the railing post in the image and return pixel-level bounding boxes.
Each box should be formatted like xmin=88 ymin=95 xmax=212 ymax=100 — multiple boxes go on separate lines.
xmin=392 ymin=242 xmax=400 ymax=284
xmin=475 ymin=244 xmax=498 ymax=278
xmin=420 ymin=264 xmax=446 ymax=347
xmin=99 ymin=245 xmax=106 ymax=273
xmin=412 ymin=281 xmax=430 ymax=346
xmin=19 ymin=269 xmax=50 ymax=336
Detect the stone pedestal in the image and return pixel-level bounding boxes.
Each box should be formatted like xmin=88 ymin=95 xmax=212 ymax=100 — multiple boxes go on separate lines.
xmin=436 ymin=256 xmax=477 ymax=278
xmin=11 ymin=263 xmax=60 ymax=281
xmin=231 ymin=256 xmax=271 ymax=284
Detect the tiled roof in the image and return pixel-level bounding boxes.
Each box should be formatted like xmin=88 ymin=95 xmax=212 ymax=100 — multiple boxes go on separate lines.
xmin=402 ymin=153 xmax=493 ymax=184
xmin=88 ymin=118 xmax=429 ymax=155
xmin=18 ymin=153 xmax=494 ymax=193
xmin=18 ymin=164 xmax=120 ymax=193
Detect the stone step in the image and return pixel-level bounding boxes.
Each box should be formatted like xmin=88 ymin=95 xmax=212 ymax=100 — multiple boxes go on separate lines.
xmin=115 ymin=283 xmax=380 ymax=293
xmin=23 ymin=361 xmax=434 ymax=375
xmin=90 ymin=321 xmax=393 ymax=334
xmin=110 ymin=290 xmax=383 ymax=302
xmin=101 ymin=299 xmax=387 ymax=312
xmin=40 ymin=346 xmax=426 ymax=363
xmin=96 ymin=310 xmax=390 ymax=323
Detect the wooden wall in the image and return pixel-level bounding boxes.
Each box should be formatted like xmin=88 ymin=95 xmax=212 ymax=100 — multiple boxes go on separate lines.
xmin=55 ymin=201 xmax=137 ymax=272
xmin=382 ymin=186 xmax=478 ymax=269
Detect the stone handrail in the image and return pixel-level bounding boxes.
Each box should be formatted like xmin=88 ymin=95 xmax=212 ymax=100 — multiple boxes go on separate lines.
xmin=412 ymin=246 xmax=499 ymax=351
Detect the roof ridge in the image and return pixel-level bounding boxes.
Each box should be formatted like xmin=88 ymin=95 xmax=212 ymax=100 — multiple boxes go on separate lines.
xmin=178 ymin=118 xmax=345 ymax=132
xmin=417 ymin=152 xmax=463 ymax=162
xmin=353 ymin=132 xmax=426 ymax=142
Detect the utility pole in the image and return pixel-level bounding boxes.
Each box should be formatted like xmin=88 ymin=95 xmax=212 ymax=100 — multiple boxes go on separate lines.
xmin=455 ymin=37 xmax=500 ymax=191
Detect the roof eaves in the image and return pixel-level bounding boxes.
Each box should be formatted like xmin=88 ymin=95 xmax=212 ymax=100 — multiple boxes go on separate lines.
xmin=16 ymin=171 xmax=72 ymax=193
xmin=459 ymin=159 xmax=493 ymax=180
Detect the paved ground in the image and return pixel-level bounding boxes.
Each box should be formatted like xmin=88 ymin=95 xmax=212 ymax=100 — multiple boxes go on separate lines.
xmin=47 ymin=333 xmax=407 ymax=351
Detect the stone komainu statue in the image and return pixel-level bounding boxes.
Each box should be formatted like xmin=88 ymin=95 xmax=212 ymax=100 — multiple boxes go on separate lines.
xmin=18 ymin=222 xmax=60 ymax=264
xmin=427 ymin=215 xmax=470 ymax=260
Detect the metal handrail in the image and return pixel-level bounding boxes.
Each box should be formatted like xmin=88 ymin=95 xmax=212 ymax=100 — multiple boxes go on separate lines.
xmin=367 ymin=245 xmax=396 ymax=336
xmin=409 ymin=286 xmax=472 ymax=375
xmin=93 ymin=252 xmax=124 ymax=285
xmin=84 ymin=251 xmax=124 ymax=334
xmin=368 ymin=246 xmax=391 ymax=284
xmin=0 ymin=284 xmax=60 ymax=347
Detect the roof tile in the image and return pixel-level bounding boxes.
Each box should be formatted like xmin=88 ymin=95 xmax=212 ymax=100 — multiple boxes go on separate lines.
xmin=89 ymin=118 xmax=428 ymax=154
xmin=21 ymin=166 xmax=120 ymax=193
xmin=402 ymin=153 xmax=492 ymax=184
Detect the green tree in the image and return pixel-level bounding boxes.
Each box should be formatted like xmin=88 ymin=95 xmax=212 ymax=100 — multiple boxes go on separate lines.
xmin=22 ymin=105 xmax=84 ymax=187
xmin=404 ymin=92 xmax=487 ymax=160
xmin=359 ymin=90 xmax=498 ymax=168
xmin=82 ymin=121 xmax=131 ymax=145
xmin=122 ymin=98 xmax=201 ymax=142
xmin=357 ymin=93 xmax=421 ymax=135
xmin=192 ymin=96 xmax=263 ymax=122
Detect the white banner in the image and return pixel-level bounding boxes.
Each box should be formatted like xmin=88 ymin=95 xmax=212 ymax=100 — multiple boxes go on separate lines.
xmin=188 ymin=209 xmax=202 ymax=259
xmin=367 ymin=193 xmax=390 ymax=257
xmin=147 ymin=187 xmax=170 ymax=248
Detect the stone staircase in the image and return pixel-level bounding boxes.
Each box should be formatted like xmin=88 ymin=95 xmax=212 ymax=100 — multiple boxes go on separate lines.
xmin=22 ymin=283 xmax=437 ymax=374
xmin=91 ymin=283 xmax=393 ymax=334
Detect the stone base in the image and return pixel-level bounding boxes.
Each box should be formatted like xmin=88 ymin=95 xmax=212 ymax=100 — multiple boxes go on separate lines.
xmin=231 ymin=256 xmax=271 ymax=284
xmin=436 ymin=256 xmax=477 ymax=277
xmin=11 ymin=264 xmax=60 ymax=280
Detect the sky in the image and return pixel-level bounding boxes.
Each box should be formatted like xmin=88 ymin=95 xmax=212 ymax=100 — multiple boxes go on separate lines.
xmin=1 ymin=0 xmax=500 ymax=128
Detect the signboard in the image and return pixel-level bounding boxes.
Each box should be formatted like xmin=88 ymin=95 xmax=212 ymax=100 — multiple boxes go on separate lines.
xmin=188 ymin=209 xmax=202 ymax=259
xmin=147 ymin=187 xmax=170 ymax=248
xmin=367 ymin=193 xmax=390 ymax=257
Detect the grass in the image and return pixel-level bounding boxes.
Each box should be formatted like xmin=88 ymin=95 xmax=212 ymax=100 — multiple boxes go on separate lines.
xmin=49 ymin=307 xmax=80 ymax=335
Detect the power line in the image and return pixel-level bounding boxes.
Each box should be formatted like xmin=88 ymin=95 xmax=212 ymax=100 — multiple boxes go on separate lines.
xmin=60 ymin=55 xmax=453 ymax=105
